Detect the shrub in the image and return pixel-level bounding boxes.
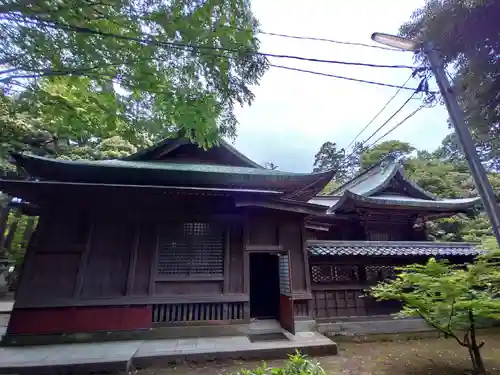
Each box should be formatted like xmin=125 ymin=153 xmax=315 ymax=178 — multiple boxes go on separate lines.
xmin=224 ymin=351 xmax=326 ymax=375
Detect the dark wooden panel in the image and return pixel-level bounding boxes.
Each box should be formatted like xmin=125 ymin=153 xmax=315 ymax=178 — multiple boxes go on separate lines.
xmin=294 ymin=300 xmax=309 ymax=317
xmin=279 ymin=219 xmax=306 ymax=291
xmin=155 ymin=281 xmax=222 ymax=295
xmin=312 ymin=288 xmax=401 ymax=319
xmin=279 ymin=295 xmax=295 ymax=334
xmin=81 ymin=220 xmax=135 ymax=298
xmin=35 ymin=213 xmax=89 ymax=250
xmin=247 ymin=216 xmax=279 ymax=246
xmin=17 ymin=252 xmax=81 ymax=300
xmin=7 ymin=305 xmax=152 ymax=335
xmin=228 ymin=222 xmax=244 ymax=293
xmin=132 ymin=224 xmax=155 ymax=296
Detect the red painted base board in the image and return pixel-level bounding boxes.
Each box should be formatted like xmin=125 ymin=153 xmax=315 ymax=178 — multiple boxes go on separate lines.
xmin=7 ymin=305 xmax=152 ymax=335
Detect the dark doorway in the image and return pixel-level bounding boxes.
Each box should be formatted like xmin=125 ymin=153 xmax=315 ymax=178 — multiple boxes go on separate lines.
xmin=249 ymin=253 xmax=280 ymax=319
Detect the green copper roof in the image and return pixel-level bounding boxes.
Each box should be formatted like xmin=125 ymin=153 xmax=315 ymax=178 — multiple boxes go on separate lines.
xmin=331 ymin=158 xmax=436 ymax=200
xmin=10 ymin=153 xmax=335 ymax=199
xmin=308 ymin=158 xmax=481 ymax=213
xmin=123 ymin=137 xmax=264 ymax=168
xmin=94 ymin=159 xmax=299 ymax=175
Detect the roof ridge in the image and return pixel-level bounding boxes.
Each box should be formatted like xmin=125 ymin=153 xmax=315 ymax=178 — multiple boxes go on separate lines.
xmin=328 ymin=154 xmax=395 ymax=196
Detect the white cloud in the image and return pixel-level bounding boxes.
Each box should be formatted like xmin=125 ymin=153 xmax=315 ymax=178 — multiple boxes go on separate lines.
xmin=233 ymin=0 xmax=450 ymax=172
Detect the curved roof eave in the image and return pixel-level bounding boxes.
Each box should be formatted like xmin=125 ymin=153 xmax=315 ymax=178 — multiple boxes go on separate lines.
xmin=286 ymin=169 xmax=337 ymax=201
xmin=333 ymin=190 xmax=482 ymax=211
xmin=393 ymin=165 xmax=437 ymax=200
xmin=354 ymin=162 xmax=399 ymax=196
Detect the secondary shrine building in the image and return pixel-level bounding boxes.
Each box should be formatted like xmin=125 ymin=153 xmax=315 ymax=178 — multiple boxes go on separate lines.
xmin=0 ymin=137 xmax=482 ymax=340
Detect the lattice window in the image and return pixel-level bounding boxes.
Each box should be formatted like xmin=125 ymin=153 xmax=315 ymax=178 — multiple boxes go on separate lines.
xmin=365 ymin=265 xmax=397 ymax=283
xmin=157 ymin=222 xmax=224 ymax=276
xmin=311 ymin=264 xmax=359 ymax=283
xmin=279 ymin=254 xmax=291 ymax=294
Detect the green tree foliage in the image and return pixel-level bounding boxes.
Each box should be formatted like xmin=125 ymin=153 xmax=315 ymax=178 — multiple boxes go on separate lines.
xmin=313 ymin=141 xmax=362 ymax=183
xmin=400 ymin=0 xmax=500 ymax=170
xmin=359 ymin=140 xmax=415 ymax=170
xmin=371 ymin=253 xmax=500 ymax=375
xmin=313 ymin=141 xmax=344 ymax=173
xmin=315 ymin=135 xmax=499 ymax=243
xmin=225 ymin=351 xmax=326 ymax=375
xmin=0 ymin=0 xmax=268 ymax=150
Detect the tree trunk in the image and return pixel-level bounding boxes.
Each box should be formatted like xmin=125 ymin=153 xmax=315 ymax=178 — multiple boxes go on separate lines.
xmin=467 ymin=310 xmax=487 ymax=375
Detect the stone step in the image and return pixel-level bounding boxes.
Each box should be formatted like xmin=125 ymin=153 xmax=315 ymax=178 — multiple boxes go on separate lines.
xmin=247 ymin=319 xmax=283 ymax=335
xmin=0 ymin=332 xmax=338 ymax=374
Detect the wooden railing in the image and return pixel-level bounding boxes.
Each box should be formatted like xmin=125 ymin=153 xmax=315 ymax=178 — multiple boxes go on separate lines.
xmin=152 ymin=302 xmax=245 ymax=323
xmin=312 ymin=285 xmax=401 ymax=319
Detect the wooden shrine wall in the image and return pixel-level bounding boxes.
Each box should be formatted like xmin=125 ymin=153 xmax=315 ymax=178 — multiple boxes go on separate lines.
xmin=8 ymin=202 xmax=313 ymax=334
xmin=243 ymin=208 xmax=312 ymax=319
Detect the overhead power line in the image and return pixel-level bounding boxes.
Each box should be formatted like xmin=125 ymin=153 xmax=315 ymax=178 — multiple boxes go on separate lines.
xmin=257 ymin=31 xmax=406 ymax=52
xmin=270 ymin=64 xmax=434 ymax=93
xmin=355 ymin=92 xmax=418 ymax=148
xmin=4 ymin=16 xmax=420 ymax=70
xmin=336 ymin=87 xmax=423 ymax=168
xmin=220 ymin=25 xmax=406 ymax=52
xmin=344 ymin=74 xmax=414 ymax=150
xmin=364 ymin=105 xmax=425 ymax=149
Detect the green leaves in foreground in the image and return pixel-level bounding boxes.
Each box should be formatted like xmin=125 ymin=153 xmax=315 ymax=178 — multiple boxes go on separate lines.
xmin=370 ymin=247 xmax=500 ymax=374
xmin=0 ymin=0 xmax=268 ymax=149
xmin=225 ymin=351 xmax=326 ymax=375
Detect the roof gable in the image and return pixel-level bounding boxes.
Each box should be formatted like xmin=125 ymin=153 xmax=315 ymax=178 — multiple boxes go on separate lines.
xmin=330 ymin=158 xmax=436 ymax=200
xmin=123 ymin=137 xmax=263 ymax=168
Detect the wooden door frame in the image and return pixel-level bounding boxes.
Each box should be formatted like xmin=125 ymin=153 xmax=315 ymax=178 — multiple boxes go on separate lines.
xmin=244 ymin=247 xmax=287 ymax=320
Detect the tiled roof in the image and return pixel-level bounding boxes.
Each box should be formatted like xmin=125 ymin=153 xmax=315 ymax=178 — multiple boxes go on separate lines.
xmin=307 ymin=240 xmax=481 ymax=257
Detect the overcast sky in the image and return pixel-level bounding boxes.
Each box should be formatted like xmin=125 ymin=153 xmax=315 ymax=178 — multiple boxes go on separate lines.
xmin=232 ymin=0 xmax=451 ymax=172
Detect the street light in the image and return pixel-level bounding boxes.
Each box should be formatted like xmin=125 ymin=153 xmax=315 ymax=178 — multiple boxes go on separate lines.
xmin=371 ymin=33 xmax=421 ymax=51
xmin=371 ymin=32 xmax=500 ymax=247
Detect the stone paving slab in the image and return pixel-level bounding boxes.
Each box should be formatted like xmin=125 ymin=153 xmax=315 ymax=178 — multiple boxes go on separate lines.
xmin=0 ymin=332 xmax=337 ymax=374
xmin=0 ymin=340 xmax=143 ymax=375
xmin=133 ymin=331 xmax=337 ymax=369
xmin=0 ymin=302 xmax=13 ymax=314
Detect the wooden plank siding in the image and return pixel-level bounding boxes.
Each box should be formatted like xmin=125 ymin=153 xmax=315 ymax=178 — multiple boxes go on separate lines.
xmin=10 ymin=202 xmax=315 ymax=334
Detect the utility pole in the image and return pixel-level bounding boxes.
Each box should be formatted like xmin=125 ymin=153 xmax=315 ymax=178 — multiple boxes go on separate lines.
xmin=371 ymin=33 xmax=500 ymax=246
xmin=424 ymin=42 xmax=500 ymax=246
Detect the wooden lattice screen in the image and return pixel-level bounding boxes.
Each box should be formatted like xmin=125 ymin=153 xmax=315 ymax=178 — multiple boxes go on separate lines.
xmin=157 ymin=222 xmax=224 ymax=276
xmin=365 ymin=265 xmax=397 ymax=282
xmin=311 ymin=264 xmax=359 ymax=283
xmin=279 ymin=254 xmax=291 ymax=294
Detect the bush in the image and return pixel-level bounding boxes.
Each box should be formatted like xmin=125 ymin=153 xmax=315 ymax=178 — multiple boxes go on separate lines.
xmin=224 ymin=351 xmax=326 ymax=375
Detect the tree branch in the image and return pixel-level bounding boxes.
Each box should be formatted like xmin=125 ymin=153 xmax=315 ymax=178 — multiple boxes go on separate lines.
xmin=417 ymin=311 xmax=467 ymax=347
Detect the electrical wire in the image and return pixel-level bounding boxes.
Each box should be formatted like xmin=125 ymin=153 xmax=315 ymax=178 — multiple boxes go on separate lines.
xmin=335 ymin=90 xmax=420 ymax=169
xmin=4 ymin=15 xmax=420 ymax=70
xmin=353 ymin=92 xmax=417 ymax=148
xmin=364 ymin=105 xmax=425 ymax=149
xmin=344 ymin=75 xmax=414 ymax=151
xmin=219 ymin=25 xmax=405 ymax=52
xmin=257 ymin=30 xmax=405 ymax=52
xmin=269 ymin=64 xmax=434 ymax=92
